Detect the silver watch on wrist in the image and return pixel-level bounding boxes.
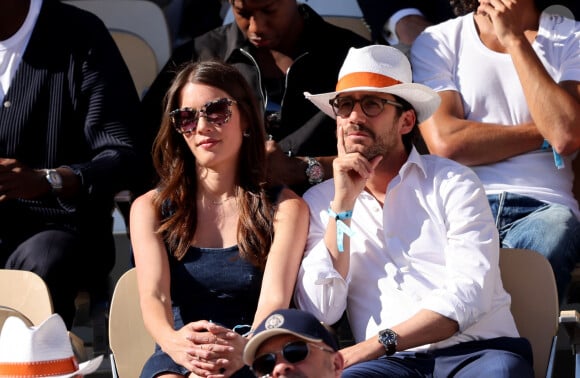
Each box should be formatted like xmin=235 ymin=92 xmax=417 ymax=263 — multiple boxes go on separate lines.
xmin=43 ymin=169 xmax=63 ymax=193
xmin=305 ymin=157 xmax=324 ymax=186
xmin=378 ymin=328 xmax=398 ymax=356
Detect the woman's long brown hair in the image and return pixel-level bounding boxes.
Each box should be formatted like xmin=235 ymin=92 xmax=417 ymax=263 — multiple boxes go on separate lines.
xmin=151 ymin=60 xmax=274 ymax=268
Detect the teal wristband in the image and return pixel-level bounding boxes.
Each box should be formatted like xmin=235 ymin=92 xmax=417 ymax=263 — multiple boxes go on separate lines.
xmin=542 ymin=140 xmax=564 ymax=169
xmin=327 ymin=207 xmax=355 ymax=252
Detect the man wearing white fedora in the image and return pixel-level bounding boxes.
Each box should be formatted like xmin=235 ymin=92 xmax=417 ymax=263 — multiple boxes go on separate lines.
xmin=294 ymin=45 xmax=534 ymax=377
xmin=0 ymin=313 xmax=103 ymax=377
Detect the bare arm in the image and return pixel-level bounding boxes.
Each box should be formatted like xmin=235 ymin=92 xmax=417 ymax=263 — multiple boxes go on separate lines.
xmin=396 ymin=14 xmax=432 ymax=46
xmin=265 ymin=140 xmax=335 ymax=187
xmin=325 ymin=126 xmax=382 ymax=278
xmin=340 ymin=310 xmax=458 ymax=368
xmin=477 ymin=0 xmax=580 ymax=155
xmin=0 ymin=159 xmax=81 ymax=201
xmin=252 ymin=188 xmax=310 ymax=326
xmin=130 ymin=192 xmax=190 ymax=360
xmin=510 ymin=43 xmax=580 ymax=154
xmin=419 ymin=90 xmax=543 ymax=165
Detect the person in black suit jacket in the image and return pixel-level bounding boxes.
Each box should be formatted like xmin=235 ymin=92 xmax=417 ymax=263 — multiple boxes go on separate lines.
xmin=0 ymin=0 xmax=144 ymax=328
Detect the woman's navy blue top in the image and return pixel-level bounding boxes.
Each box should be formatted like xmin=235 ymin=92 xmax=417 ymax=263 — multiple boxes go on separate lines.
xmin=168 ymin=244 xmax=262 ymax=330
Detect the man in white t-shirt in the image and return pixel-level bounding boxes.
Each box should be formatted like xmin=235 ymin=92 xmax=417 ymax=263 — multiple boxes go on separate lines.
xmin=411 ymin=0 xmax=580 ymax=302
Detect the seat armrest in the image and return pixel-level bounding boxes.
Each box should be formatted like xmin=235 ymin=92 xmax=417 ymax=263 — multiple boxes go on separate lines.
xmin=560 ymin=310 xmax=580 ymax=354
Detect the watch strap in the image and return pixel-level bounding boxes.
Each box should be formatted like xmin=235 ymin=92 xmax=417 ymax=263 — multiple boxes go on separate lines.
xmin=378 ymin=328 xmax=398 ymax=356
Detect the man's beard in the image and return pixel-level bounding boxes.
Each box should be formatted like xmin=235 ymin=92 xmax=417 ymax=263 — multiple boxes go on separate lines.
xmin=343 ymin=123 xmax=389 ymax=160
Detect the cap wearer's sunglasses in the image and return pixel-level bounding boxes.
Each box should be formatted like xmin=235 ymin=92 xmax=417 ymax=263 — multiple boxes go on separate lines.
xmin=251 ymin=340 xmax=334 ymax=377
xmin=329 ymin=95 xmax=402 ymax=118
xmin=170 ymin=97 xmax=237 ymax=134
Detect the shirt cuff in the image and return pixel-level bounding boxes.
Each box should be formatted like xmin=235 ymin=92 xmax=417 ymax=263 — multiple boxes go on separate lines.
xmin=384 ymin=8 xmax=424 ymax=45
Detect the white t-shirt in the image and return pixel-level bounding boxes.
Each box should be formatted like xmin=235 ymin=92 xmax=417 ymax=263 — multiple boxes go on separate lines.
xmin=411 ymin=12 xmax=580 ymax=219
xmin=0 ymin=0 xmax=42 ymax=103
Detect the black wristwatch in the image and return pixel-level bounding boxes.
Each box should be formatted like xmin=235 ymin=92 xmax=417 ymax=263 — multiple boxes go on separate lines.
xmin=378 ymin=328 xmax=398 ymax=356
xmin=305 ymin=157 xmax=324 ymax=185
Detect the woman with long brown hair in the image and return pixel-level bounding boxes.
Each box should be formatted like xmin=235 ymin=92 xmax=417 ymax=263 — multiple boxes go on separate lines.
xmin=130 ymin=60 xmax=309 ymax=377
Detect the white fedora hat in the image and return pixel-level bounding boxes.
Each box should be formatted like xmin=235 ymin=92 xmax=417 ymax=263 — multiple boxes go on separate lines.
xmin=0 ymin=314 xmax=103 ymax=377
xmin=305 ymin=45 xmax=440 ymax=122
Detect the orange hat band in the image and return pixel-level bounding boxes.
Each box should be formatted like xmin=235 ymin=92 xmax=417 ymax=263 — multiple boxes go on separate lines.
xmin=336 ymin=72 xmax=402 ymax=92
xmin=0 ymin=357 xmax=79 ymax=377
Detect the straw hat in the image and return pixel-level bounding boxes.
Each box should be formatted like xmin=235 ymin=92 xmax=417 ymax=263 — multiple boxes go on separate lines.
xmin=304 ymin=45 xmax=440 ymax=122
xmin=0 ymin=314 xmax=103 ymax=377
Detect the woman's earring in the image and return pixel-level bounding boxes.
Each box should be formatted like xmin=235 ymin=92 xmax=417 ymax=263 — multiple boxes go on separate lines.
xmin=243 ymin=130 xmax=250 ymax=137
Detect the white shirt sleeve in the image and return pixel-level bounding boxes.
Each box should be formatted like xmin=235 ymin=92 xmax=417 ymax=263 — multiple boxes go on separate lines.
xmin=293 ymin=182 xmax=349 ymax=325
xmin=294 ymin=240 xmax=349 ymax=326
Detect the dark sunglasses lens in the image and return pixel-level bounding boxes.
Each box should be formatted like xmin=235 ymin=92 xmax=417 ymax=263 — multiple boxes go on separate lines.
xmin=282 ymin=341 xmax=309 ymax=363
xmin=251 ymin=342 xmax=310 ymax=376
xmin=252 ymin=353 xmax=276 ymax=376
xmin=172 ymin=110 xmax=198 ymax=133
xmin=205 ymin=99 xmax=231 ymax=124
xmin=361 ymin=97 xmax=384 ymax=116
xmin=332 ymin=97 xmax=354 ymax=117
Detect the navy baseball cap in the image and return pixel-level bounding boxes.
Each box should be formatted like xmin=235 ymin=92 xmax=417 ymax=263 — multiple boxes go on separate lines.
xmin=243 ymin=308 xmax=338 ymax=365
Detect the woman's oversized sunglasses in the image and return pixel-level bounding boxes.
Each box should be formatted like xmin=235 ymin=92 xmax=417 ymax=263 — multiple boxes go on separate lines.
xmin=170 ymin=97 xmax=236 ymax=134
xmin=251 ymin=340 xmax=334 ymax=377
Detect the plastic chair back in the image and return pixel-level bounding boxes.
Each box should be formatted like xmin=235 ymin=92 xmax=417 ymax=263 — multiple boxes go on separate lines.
xmin=63 ymin=0 xmax=171 ymax=69
xmin=568 ymin=157 xmax=580 ymax=300
xmin=299 ymin=0 xmax=370 ymax=39
xmin=109 ymin=268 xmax=155 ymax=378
xmin=0 ymin=305 xmax=34 ymax=332
xmin=63 ymin=0 xmax=171 ymax=98
xmin=110 ymin=31 xmax=158 ymax=98
xmin=0 ymin=269 xmax=53 ymax=325
xmin=499 ymin=248 xmax=558 ymax=378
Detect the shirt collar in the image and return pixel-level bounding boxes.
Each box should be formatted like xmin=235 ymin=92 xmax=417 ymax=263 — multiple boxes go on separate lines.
xmin=398 ymin=146 xmax=428 ymax=181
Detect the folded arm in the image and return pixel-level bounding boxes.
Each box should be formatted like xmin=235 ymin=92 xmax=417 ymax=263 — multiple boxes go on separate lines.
xmin=477 ymin=1 xmax=580 ymax=155
xmin=420 ymin=90 xmax=543 ymax=165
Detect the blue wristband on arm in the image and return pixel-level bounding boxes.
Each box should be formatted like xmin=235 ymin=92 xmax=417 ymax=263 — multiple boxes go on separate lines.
xmin=542 ymin=140 xmax=564 ymax=169
xmin=327 ymin=207 xmax=355 ymax=252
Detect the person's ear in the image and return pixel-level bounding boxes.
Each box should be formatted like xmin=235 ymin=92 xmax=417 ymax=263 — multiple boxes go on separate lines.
xmin=399 ymin=109 xmax=416 ymax=135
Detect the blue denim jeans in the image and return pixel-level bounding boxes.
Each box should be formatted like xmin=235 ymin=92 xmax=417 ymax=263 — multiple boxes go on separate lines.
xmin=342 ymin=337 xmax=533 ymax=378
xmin=488 ymin=192 xmax=580 ymax=301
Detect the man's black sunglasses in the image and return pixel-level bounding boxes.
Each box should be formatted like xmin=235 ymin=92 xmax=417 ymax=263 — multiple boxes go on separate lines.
xmin=251 ymin=340 xmax=334 ymax=377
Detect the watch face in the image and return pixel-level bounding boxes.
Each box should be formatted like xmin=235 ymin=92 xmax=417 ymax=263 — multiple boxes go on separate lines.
xmin=306 ymin=159 xmax=324 ymax=184
xmin=307 ymin=165 xmax=323 ymax=180
xmin=46 ymin=170 xmax=63 ymax=190
xmin=378 ymin=329 xmax=397 ymax=356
